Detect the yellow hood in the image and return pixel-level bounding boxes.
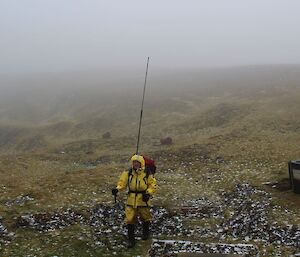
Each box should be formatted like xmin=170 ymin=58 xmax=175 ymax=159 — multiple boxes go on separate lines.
xmin=130 ymin=154 xmax=145 ymax=170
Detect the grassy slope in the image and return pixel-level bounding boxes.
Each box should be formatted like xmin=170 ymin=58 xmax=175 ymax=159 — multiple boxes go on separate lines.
xmin=0 ymin=65 xmax=300 ymax=256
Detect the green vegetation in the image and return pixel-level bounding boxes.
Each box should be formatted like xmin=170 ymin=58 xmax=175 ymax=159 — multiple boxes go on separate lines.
xmin=0 ymin=65 xmax=300 ymax=256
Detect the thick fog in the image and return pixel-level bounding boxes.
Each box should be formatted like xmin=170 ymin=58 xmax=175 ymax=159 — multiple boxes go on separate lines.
xmin=1 ymin=0 xmax=300 ymax=76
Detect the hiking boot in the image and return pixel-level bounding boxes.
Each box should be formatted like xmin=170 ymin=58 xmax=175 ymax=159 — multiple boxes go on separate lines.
xmin=127 ymin=224 xmax=135 ymax=248
xmin=141 ymin=221 xmax=150 ymax=240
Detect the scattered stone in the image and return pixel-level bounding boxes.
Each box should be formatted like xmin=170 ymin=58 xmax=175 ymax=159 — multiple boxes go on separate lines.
xmin=220 ymin=184 xmax=300 ymax=247
xmin=5 ymin=195 xmax=34 ymax=207
xmin=0 ymin=222 xmax=8 ymax=237
xmin=148 ymin=240 xmax=259 ymax=257
xmin=0 ymin=221 xmax=14 ymax=242
xmin=176 ymin=198 xmax=223 ymax=219
xmin=12 ymin=183 xmax=300 ymax=254
xmin=16 ymin=209 xmax=85 ymax=231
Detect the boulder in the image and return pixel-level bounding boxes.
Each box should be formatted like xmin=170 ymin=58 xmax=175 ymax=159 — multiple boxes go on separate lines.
xmin=102 ymin=132 xmax=111 ymax=139
xmin=160 ymin=137 xmax=173 ymax=145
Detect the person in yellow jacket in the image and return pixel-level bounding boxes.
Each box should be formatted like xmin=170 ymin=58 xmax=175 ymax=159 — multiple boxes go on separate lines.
xmin=112 ymin=154 xmax=157 ymax=248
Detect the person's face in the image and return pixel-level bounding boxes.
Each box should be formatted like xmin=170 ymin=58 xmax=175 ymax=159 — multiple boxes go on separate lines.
xmin=132 ymin=160 xmax=141 ymax=170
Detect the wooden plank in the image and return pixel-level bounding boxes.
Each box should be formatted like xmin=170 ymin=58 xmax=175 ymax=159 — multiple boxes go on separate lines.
xmin=177 ymin=253 xmax=245 ymax=257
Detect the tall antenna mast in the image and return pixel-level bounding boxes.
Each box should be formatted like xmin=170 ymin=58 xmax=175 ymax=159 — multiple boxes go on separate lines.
xmin=136 ymin=57 xmax=150 ymax=154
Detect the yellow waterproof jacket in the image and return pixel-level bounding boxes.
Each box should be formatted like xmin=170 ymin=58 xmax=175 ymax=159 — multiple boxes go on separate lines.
xmin=116 ymin=155 xmax=157 ymax=208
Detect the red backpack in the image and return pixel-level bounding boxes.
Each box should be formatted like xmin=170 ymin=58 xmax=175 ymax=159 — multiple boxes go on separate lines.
xmin=143 ymin=155 xmax=156 ymax=175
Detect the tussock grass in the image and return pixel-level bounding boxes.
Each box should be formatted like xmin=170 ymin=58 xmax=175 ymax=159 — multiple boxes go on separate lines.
xmin=1 ymin=66 xmax=300 ymax=256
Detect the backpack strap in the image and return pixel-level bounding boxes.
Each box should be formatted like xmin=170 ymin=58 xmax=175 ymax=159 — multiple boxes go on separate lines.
xmin=144 ymin=167 xmax=150 ymax=178
xmin=128 ymin=167 xmax=150 ymax=192
xmin=127 ymin=168 xmax=133 ymax=186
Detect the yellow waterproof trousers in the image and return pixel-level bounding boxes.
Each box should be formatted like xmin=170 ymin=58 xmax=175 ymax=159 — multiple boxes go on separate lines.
xmin=124 ymin=206 xmax=152 ymax=224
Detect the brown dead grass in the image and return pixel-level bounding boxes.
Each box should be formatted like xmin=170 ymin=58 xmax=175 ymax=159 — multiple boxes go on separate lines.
xmin=1 ymin=66 xmax=300 ymax=256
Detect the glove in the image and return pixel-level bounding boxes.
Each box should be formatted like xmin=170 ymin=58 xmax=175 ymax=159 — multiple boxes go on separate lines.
xmin=112 ymin=188 xmax=118 ymax=196
xmin=142 ymin=193 xmax=150 ymax=202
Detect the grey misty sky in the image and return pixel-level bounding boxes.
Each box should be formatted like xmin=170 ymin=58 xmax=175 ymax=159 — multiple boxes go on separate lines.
xmin=1 ymin=0 xmax=300 ymax=75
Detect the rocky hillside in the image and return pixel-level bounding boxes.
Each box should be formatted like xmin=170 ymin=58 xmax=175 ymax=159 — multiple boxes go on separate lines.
xmin=0 ymin=65 xmax=300 ymax=256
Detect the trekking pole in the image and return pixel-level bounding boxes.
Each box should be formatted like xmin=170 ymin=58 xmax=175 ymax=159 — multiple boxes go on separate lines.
xmin=114 ymin=194 xmax=117 ymax=204
xmin=136 ymin=57 xmax=150 ymax=155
